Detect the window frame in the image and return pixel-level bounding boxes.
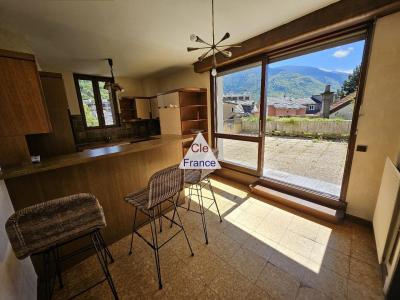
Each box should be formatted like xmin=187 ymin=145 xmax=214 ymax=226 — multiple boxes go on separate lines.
xmin=210 ymin=22 xmax=374 ymax=202
xmin=211 ymin=55 xmax=267 ymax=177
xmin=74 ymin=73 xmax=120 ymax=129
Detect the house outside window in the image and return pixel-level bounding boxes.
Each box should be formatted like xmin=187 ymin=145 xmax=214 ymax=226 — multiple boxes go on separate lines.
xmin=74 ymin=74 xmax=120 ymax=128
xmin=309 ymin=104 xmax=316 ymax=110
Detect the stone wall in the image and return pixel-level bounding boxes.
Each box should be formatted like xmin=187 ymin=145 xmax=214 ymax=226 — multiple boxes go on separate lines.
xmin=225 ymin=118 xmax=352 ymax=136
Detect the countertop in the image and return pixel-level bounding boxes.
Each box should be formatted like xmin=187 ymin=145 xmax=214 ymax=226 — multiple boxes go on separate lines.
xmin=75 ymin=136 xmax=161 ymax=151
xmin=0 ymin=135 xmax=192 ymax=180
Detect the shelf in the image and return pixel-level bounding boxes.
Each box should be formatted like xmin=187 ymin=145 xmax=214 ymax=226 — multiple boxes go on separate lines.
xmin=182 ymin=130 xmax=208 ymax=136
xmin=180 ymin=105 xmax=207 ymax=108
xmin=181 ymin=119 xmax=207 ymax=122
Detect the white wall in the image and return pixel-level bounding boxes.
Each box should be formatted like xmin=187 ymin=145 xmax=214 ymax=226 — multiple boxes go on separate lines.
xmin=346 ymin=12 xmax=400 ymax=220
xmin=0 ymin=181 xmax=37 ymax=300
xmin=0 ymin=27 xmax=38 ymax=300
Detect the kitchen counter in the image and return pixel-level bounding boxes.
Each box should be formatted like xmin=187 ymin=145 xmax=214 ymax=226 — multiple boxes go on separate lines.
xmin=3 ymin=134 xmax=192 ymax=271
xmin=0 ymin=134 xmax=192 ymax=180
xmin=75 ymin=136 xmax=161 ymax=151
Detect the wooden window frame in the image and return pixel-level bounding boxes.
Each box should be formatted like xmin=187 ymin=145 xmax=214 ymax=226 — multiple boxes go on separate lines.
xmin=211 ymin=56 xmax=266 ymax=177
xmin=211 ymin=22 xmax=375 ymax=203
xmin=74 ymin=73 xmax=120 ymax=129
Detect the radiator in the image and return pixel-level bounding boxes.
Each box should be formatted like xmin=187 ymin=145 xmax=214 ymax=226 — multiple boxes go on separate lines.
xmin=373 ymin=157 xmax=400 ymax=292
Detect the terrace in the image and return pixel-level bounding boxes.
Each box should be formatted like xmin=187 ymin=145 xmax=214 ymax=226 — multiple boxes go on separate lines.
xmin=220 ymin=136 xmax=348 ymax=197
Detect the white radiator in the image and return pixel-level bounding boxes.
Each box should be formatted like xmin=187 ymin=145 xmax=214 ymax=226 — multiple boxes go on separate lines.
xmin=373 ymin=157 xmax=400 ymax=292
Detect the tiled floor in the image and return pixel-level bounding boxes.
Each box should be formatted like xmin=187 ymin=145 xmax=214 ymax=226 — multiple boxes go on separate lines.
xmin=53 ymin=176 xmax=383 ymax=300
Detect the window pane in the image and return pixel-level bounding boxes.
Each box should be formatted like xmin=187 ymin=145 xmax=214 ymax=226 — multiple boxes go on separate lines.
xmin=263 ymin=39 xmax=365 ymax=198
xmin=216 ymin=138 xmax=258 ymax=169
xmin=78 ymin=79 xmax=99 ymax=127
xmin=98 ymin=81 xmax=117 ymax=126
xmin=216 ymin=63 xmax=261 ymax=136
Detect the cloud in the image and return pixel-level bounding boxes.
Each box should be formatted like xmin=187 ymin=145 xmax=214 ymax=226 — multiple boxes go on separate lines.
xmin=336 ymin=69 xmax=353 ymax=74
xmin=318 ymin=68 xmax=332 ymax=72
xmin=333 ymin=47 xmax=354 ymax=58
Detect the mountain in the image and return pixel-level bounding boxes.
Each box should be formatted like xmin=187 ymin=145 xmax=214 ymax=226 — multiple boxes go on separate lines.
xmin=222 ymin=65 xmax=349 ymax=100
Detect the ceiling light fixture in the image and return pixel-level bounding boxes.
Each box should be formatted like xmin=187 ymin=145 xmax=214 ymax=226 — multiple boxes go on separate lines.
xmin=104 ymin=58 xmax=124 ymax=92
xmin=187 ymin=0 xmax=240 ymax=76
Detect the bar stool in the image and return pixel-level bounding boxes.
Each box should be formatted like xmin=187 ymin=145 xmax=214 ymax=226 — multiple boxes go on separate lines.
xmin=170 ymin=149 xmax=222 ymax=244
xmin=124 ymin=164 xmax=194 ymax=289
xmin=5 ymin=193 xmax=119 ymax=300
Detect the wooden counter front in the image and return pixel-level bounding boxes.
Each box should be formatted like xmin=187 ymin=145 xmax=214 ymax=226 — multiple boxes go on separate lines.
xmin=4 ymin=134 xmax=189 ymax=271
xmin=0 ymin=135 xmax=192 ymax=180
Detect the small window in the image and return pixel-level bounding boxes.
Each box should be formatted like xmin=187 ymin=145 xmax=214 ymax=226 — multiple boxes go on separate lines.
xmin=74 ymin=74 xmax=119 ymax=128
xmin=309 ymin=104 xmax=315 ymax=110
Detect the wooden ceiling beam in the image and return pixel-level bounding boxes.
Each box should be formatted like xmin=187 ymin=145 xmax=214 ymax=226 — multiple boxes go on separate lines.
xmin=193 ymin=0 xmax=400 ymax=73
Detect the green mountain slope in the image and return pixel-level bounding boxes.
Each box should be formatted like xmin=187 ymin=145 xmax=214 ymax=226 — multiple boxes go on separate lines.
xmin=222 ymin=65 xmax=348 ymax=100
xmin=268 ymin=72 xmax=327 ymax=98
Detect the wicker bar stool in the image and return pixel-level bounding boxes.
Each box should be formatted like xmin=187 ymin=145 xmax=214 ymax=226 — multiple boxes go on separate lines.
xmin=170 ymin=149 xmax=222 ymax=244
xmin=124 ymin=164 xmax=194 ymax=289
xmin=5 ymin=193 xmax=119 ymax=300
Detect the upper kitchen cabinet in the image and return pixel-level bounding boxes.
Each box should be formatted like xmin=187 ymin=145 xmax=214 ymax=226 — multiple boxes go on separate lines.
xmin=0 ymin=49 xmax=51 ymax=136
xmin=26 ymin=72 xmax=76 ymax=157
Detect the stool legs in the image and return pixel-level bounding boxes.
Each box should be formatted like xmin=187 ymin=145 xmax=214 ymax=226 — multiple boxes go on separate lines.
xmin=187 ymin=185 xmax=193 ymax=211
xmin=158 ymin=204 xmax=163 ymax=233
xmin=150 ymin=195 xmax=193 ymax=290
xmin=97 ymin=233 xmax=115 ymax=264
xmin=129 ymin=193 xmax=194 ymax=290
xmin=195 ymin=184 xmax=209 ymax=244
xmin=176 ymin=178 xmax=223 ymax=244
xmin=149 ymin=209 xmax=162 ymax=289
xmin=91 ymin=230 xmax=119 ymax=299
xmin=172 ymin=195 xmax=194 ymax=257
xmin=41 ymin=250 xmax=53 ymax=300
xmin=52 ymin=248 xmax=63 ymax=289
xmin=206 ymin=177 xmax=223 ymax=222
xmin=128 ymin=207 xmax=138 ymax=255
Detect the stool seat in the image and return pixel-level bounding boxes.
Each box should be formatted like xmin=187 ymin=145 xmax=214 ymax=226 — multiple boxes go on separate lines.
xmin=184 ymin=169 xmax=213 ymax=184
xmin=124 ymin=188 xmax=150 ymax=212
xmin=6 ymin=193 xmax=106 ymax=259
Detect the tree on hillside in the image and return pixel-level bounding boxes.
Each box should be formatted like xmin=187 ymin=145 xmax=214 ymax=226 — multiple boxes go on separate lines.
xmin=340 ymin=65 xmax=361 ymax=96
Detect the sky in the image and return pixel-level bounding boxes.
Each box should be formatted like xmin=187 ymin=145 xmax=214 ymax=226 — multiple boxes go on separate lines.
xmin=271 ymin=40 xmax=365 ymax=74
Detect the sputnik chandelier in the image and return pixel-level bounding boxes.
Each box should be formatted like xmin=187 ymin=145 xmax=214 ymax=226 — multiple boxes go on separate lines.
xmin=187 ymin=0 xmax=240 ymax=76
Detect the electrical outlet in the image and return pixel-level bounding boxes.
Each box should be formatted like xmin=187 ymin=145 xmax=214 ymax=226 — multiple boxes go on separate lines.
xmin=356 ymin=145 xmax=368 ymax=152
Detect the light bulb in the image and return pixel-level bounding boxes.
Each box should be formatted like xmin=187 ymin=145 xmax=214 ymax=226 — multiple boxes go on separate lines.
xmin=211 ymin=68 xmax=217 ymax=77
xmin=190 ymin=34 xmax=197 ymax=42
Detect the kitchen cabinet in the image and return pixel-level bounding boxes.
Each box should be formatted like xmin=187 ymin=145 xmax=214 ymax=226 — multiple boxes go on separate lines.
xmin=0 ymin=49 xmax=51 ymax=137
xmin=26 ymin=72 xmax=76 ymax=157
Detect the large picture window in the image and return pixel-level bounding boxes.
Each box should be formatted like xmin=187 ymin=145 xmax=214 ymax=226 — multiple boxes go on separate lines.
xmin=74 ymin=74 xmax=119 ymax=128
xmin=212 ymin=26 xmax=370 ymax=201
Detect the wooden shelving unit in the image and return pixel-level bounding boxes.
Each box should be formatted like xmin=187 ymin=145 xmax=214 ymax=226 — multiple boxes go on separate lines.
xmin=119 ymin=96 xmax=137 ymax=122
xmin=157 ymin=88 xmax=208 ymax=155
